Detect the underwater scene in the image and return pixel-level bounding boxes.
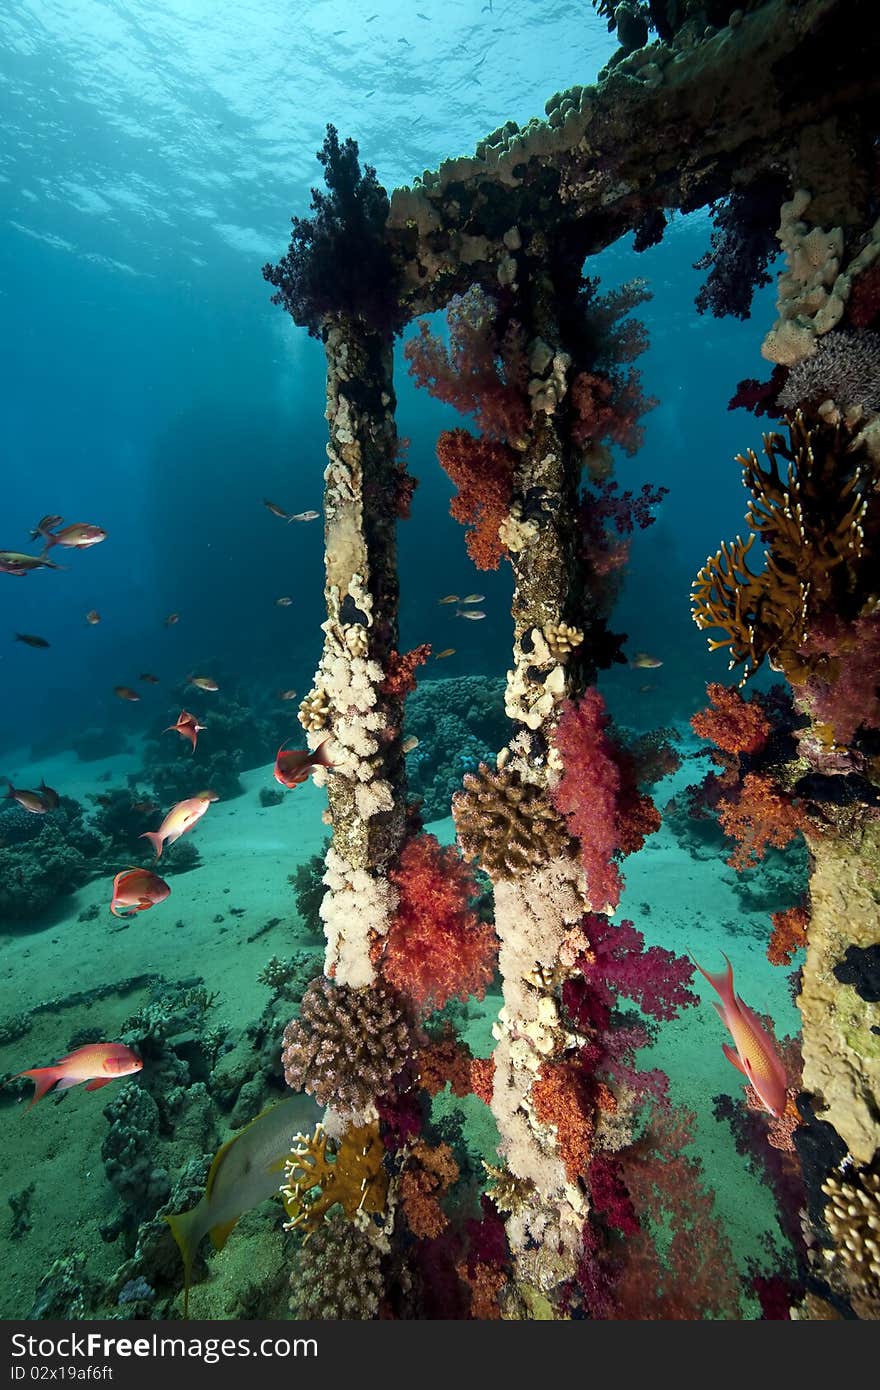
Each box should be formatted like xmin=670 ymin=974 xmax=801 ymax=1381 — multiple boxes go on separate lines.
xmin=1 ymin=0 xmax=878 ymax=1324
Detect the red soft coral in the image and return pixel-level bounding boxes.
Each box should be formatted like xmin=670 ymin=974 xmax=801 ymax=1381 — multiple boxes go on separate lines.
xmin=381 ymin=644 xmax=431 ymax=699
xmin=384 ymin=833 xmax=497 ymax=1014
xmin=404 ymin=288 xmax=530 ymax=445
xmin=691 ymin=682 xmax=771 ymax=756
xmin=435 ymin=428 xmax=515 ymax=571
xmin=551 ymin=691 xmax=661 ymax=912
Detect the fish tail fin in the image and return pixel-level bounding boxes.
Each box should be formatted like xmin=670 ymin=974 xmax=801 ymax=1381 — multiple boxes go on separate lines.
xmin=3 ymin=780 xmax=13 ymax=799
xmin=15 ymin=1067 xmax=61 ymax=1108
xmin=689 ymin=950 xmax=735 ymax=1006
xmin=140 ymin=830 xmax=163 ymax=860
xmin=164 ymin=1209 xmax=201 ymax=1320
xmin=312 ymin=737 xmax=334 ymax=769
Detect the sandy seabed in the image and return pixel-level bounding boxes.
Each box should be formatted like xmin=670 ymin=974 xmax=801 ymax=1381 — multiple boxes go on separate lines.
xmin=0 ymin=745 xmax=801 ymax=1318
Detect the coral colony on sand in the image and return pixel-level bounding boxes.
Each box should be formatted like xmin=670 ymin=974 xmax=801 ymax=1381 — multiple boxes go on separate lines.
xmin=2 ymin=0 xmax=879 ymax=1324
xmin=253 ymin=0 xmax=880 ymax=1321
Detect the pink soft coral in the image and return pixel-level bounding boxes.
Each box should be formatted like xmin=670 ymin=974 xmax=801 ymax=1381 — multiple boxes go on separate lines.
xmin=384 ymin=833 xmax=497 ymax=1014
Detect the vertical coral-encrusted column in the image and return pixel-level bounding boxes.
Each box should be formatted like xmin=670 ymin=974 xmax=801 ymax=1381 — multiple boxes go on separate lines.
xmin=300 ymin=316 xmax=407 ymax=987
xmin=466 ymin=261 xmax=596 ymax=1301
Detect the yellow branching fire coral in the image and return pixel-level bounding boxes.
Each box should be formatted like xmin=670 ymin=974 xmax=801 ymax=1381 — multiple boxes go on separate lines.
xmin=483 ymin=1161 xmax=535 ymax=1216
xmin=282 ymin=1121 xmax=388 ymax=1236
xmin=692 ymin=412 xmax=871 ymax=684
xmin=452 ymin=762 xmax=571 ymax=880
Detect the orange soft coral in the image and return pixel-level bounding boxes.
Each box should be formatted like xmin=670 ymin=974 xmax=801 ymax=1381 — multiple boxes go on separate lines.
xmin=400 ymin=1140 xmax=460 ymax=1239
xmin=691 ymin=683 xmax=771 ymax=756
xmin=531 ymin=1060 xmax=594 ymax=1184
xmin=381 ymin=644 xmax=431 ymax=698
xmin=716 ymin=772 xmax=810 ymax=871
xmin=768 ymin=904 xmax=810 ymax=965
xmin=418 ymin=1031 xmax=474 ymax=1098
xmin=435 ymin=428 xmax=515 ymax=571
xmin=384 ymin=833 xmax=497 ymax=1014
xmin=470 ymin=1056 xmax=495 ymax=1106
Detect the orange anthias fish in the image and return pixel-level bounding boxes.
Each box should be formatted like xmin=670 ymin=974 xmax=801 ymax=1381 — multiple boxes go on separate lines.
xmin=14 ymin=1042 xmax=142 ymax=1107
xmin=187 ymin=674 xmax=219 ymax=692
xmin=164 ymin=709 xmax=206 ymax=753
xmin=692 ymin=953 xmax=788 ymax=1119
xmin=40 ymin=522 xmax=107 ymax=552
xmin=274 ymin=737 xmax=334 ymax=790
xmin=110 ymin=867 xmax=171 ymax=918
xmin=3 ymin=780 xmax=52 ymax=814
xmin=140 ymin=791 xmax=218 ymax=859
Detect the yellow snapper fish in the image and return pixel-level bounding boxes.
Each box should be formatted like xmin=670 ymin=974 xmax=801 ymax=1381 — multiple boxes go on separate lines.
xmin=629 ymin=651 xmax=663 ymax=670
xmin=166 ymin=1093 xmax=320 ymax=1316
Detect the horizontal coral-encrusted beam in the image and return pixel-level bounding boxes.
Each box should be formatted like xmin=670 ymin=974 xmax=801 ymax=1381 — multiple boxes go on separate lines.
xmin=388 ymin=0 xmax=879 ymax=316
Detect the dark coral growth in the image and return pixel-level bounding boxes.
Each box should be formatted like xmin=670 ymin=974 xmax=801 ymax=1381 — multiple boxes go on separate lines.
xmin=404 ymin=674 xmax=508 ymax=821
xmin=281 ymin=978 xmax=415 ymax=1117
xmin=263 ymin=124 xmax=402 ymax=337
xmin=694 ymin=176 xmax=788 ymax=320
xmin=832 ymin=944 xmax=880 ymax=1003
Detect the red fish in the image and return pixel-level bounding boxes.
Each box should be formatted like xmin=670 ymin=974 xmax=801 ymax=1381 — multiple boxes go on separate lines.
xmin=40 ymin=522 xmax=107 ymax=553
xmin=691 ymin=952 xmax=788 ymax=1119
xmin=274 ymin=737 xmax=334 ymax=789
xmin=110 ymin=867 xmax=171 ymax=917
xmin=140 ymin=791 xmax=218 ymax=859
xmin=14 ymin=1042 xmax=142 ymax=1107
xmin=164 ymin=709 xmax=206 ymax=754
xmin=3 ymin=780 xmax=51 ymax=814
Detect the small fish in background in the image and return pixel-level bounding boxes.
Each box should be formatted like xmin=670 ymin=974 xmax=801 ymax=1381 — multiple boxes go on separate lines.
xmin=29 ymin=514 xmax=64 ymax=541
xmin=461 ymin=593 xmax=485 ymax=604
xmin=0 ymin=550 xmax=62 ymax=576
xmin=164 ymin=710 xmax=206 ymax=754
xmin=434 ymin=648 xmax=456 ymax=660
xmin=187 ymin=674 xmax=219 ymax=692
xmin=3 ymin=780 xmax=52 ymax=814
xmin=164 ymin=612 xmax=180 ymax=627
xmin=140 ymin=791 xmax=218 ymax=860
xmin=110 ymin=867 xmax=171 ymax=918
xmin=14 ymin=632 xmax=50 ymax=648
xmin=39 ymin=522 xmax=107 ymax=553
xmin=287 ymin=510 xmax=320 ymax=523
xmin=37 ymin=779 xmax=60 ymax=810
xmin=130 ymin=797 xmax=159 ymax=817
xmin=85 ymin=610 xmax=101 ymax=625
xmin=629 ymin=651 xmax=663 ymax=670
xmin=275 ymin=596 xmax=294 ymax=607
xmin=277 ymin=689 xmax=298 ymax=701
xmin=114 ymin=685 xmax=141 ymax=702
xmin=139 ymin=673 xmax=160 ymax=684
xmin=691 ymin=952 xmax=788 ymax=1119
xmin=639 ymin=684 xmax=656 ymax=694
xmin=12 ymin=1042 xmax=142 ymax=1107
xmin=455 ymin=608 xmax=485 ymax=620
xmin=165 ymin=1093 xmax=320 ymax=1318
xmin=437 ymin=594 xmax=459 ymax=605
xmin=262 ymin=498 xmax=290 ymax=520
xmin=274 ymin=737 xmax=334 ymax=790
xmin=402 ymin=735 xmax=419 ymax=754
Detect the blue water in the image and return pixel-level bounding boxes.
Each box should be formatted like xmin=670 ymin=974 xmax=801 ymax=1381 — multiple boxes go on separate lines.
xmin=0 ymin=0 xmax=806 ymax=1322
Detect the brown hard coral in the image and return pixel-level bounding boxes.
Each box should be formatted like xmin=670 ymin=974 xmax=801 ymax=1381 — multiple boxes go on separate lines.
xmin=543 ymin=622 xmax=584 ymax=662
xmin=289 ymin=1210 xmax=384 ymax=1319
xmin=452 ymin=762 xmax=570 ymax=881
xmin=821 ymin=1160 xmax=880 ymax=1314
xmin=281 ymin=978 xmax=415 ymax=1118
